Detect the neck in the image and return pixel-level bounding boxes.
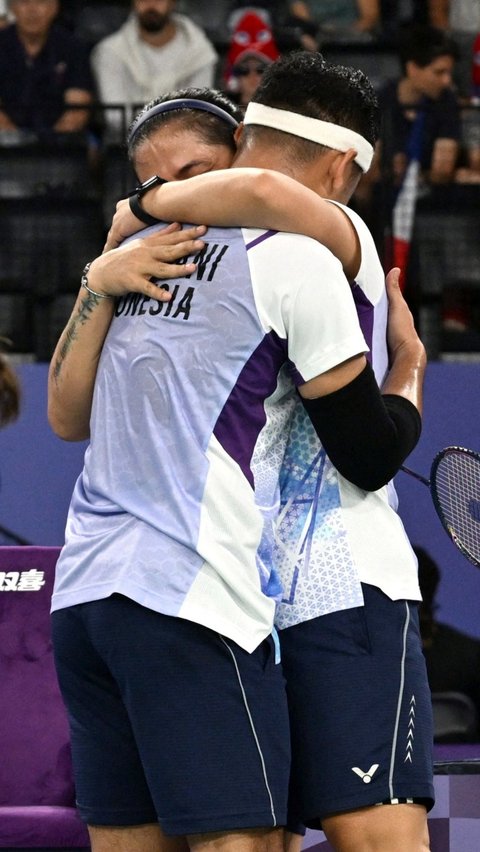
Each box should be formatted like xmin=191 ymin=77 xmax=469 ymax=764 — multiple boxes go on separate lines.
xmin=234 ymin=144 xmax=316 ymax=185
xmin=398 ymin=77 xmax=422 ymax=105
xmin=234 ymin=143 xmax=341 ymax=201
xmin=18 ymin=29 xmax=48 ymax=57
xmin=139 ymin=19 xmax=176 ymax=47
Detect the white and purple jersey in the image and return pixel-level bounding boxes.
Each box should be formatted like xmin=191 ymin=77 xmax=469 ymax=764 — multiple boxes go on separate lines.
xmin=274 ymin=204 xmax=421 ymax=631
xmin=52 ymin=224 xmax=367 ymax=652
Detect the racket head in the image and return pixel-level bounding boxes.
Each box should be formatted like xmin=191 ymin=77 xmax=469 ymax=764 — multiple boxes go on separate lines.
xmin=430 ymin=446 xmax=480 ymax=568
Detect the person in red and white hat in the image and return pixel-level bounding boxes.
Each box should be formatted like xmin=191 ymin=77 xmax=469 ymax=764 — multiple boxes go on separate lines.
xmin=224 ymin=9 xmax=280 ymax=108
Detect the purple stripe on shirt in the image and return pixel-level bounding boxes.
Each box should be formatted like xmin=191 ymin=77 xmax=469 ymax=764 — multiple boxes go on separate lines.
xmin=288 ymin=361 xmax=306 ymax=386
xmin=246 ymin=230 xmax=278 ymax=250
xmin=351 ymin=281 xmax=374 ymax=364
xmin=214 ymin=330 xmax=288 ymax=486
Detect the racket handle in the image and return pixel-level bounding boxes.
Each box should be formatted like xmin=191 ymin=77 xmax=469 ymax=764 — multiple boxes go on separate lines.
xmin=400 ymin=465 xmax=430 ymax=486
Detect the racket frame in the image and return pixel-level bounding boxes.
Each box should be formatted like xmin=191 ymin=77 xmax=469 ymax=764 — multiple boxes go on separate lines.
xmin=429 ymin=445 xmax=480 ymax=569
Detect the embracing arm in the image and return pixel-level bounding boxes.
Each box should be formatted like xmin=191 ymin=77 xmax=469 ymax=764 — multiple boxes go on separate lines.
xmin=48 ymin=225 xmax=206 ymax=441
xmin=48 ymin=287 xmax=115 ymax=441
xmin=54 ymin=88 xmax=92 ymax=133
xmin=105 ymin=168 xmax=361 ymax=279
xmin=298 ymin=268 xmax=426 ymax=490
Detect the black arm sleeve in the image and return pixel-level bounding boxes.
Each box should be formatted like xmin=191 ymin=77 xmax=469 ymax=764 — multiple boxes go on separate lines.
xmin=300 ymin=362 xmax=422 ymax=491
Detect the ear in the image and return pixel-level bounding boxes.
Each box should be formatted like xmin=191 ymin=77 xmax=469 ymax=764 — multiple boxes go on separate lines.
xmin=234 ymin=123 xmax=244 ymax=147
xmin=330 ymin=148 xmax=358 ymax=191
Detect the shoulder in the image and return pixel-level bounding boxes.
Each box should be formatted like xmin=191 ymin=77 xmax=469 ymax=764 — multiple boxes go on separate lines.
xmin=91 ymin=23 xmax=126 ymax=57
xmin=249 ymin=228 xmax=343 ymax=259
xmin=247 ymin=229 xmax=346 ymax=289
xmin=49 ymin=24 xmax=90 ymax=56
xmin=437 ymin=89 xmax=461 ymax=112
xmin=378 ymin=79 xmax=398 ymax=105
xmin=0 ymin=23 xmax=16 ymax=47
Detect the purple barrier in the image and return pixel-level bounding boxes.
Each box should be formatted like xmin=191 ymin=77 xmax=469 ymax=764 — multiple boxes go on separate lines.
xmin=0 ymin=546 xmax=90 ymax=847
xmin=0 ymin=362 xmax=479 ymax=638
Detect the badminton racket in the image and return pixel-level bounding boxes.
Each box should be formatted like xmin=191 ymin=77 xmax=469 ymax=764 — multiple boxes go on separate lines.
xmin=401 ymin=446 xmax=480 ymax=568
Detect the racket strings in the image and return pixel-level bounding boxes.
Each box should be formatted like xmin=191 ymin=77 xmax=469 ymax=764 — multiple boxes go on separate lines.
xmin=434 ymin=451 xmax=480 ymax=564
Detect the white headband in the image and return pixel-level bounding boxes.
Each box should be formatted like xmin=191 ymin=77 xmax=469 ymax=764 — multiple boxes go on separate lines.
xmin=243 ymin=102 xmax=373 ymax=173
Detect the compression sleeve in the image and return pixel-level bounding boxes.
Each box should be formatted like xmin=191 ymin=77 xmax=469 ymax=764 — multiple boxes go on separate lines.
xmin=300 ymin=362 xmax=422 ymax=491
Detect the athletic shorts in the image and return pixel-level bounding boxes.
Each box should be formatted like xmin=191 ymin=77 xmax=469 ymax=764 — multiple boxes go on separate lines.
xmin=279 ymin=583 xmax=435 ymax=830
xmin=51 ymin=594 xmax=290 ymax=836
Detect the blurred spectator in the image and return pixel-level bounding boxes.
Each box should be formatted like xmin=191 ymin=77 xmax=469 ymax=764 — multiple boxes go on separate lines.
xmin=416 ymin=545 xmax=480 ymax=740
xmin=288 ymin=0 xmax=380 ymax=48
xmin=0 ymin=0 xmax=94 ymax=138
xmin=352 ymin=25 xmax=463 ymax=322
xmin=428 ymin=0 xmax=480 ymax=100
xmin=90 ymin=0 xmax=218 ymax=139
xmin=355 ymin=25 xmax=460 ymax=223
xmin=429 ymin=0 xmax=480 ymax=187
xmin=227 ymin=2 xmax=306 ymax=52
xmin=378 ymin=24 xmax=460 ymax=187
xmin=223 ymin=9 xmax=280 ymax=109
xmin=457 ymin=33 xmax=480 ymax=179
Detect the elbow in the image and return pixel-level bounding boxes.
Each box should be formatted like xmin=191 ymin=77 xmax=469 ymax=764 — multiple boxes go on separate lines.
xmin=338 ymin=465 xmax=392 ymax=492
xmin=48 ymin=407 xmax=90 ymax=442
xmin=250 ymin=169 xmax=283 ymax=211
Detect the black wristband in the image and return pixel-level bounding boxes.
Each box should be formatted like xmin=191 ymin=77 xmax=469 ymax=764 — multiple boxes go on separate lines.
xmin=127 ymin=174 xmax=167 ymax=225
xmin=128 ymin=193 xmax=161 ymax=226
xmin=128 ymin=174 xmax=167 ymax=197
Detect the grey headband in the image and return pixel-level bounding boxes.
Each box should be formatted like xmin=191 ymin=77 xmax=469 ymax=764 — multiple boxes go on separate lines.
xmin=128 ymin=98 xmax=240 ymax=145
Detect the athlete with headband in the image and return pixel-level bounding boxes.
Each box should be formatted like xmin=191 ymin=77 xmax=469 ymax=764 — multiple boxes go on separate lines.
xmin=108 ymin=60 xmax=433 ymax=851
xmin=49 ymin=58 xmax=431 ymax=852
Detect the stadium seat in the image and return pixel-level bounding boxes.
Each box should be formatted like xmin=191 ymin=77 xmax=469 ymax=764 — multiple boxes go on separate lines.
xmin=432 ymin=691 xmax=479 ymax=743
xmin=0 ymin=546 xmax=90 ymax=849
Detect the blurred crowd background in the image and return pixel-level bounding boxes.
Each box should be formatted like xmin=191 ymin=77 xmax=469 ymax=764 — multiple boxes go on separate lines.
xmin=0 ymin=0 xmax=479 ymax=361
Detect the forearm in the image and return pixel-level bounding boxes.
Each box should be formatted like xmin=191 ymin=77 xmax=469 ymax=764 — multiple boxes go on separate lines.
xmin=48 ymin=287 xmax=115 ymax=441
xmin=140 ymin=169 xmax=358 ymax=276
xmin=429 ymin=139 xmax=459 ymax=183
xmin=382 ymin=266 xmax=427 ymax=416
xmin=0 ymin=109 xmax=16 ymax=130
xmin=54 ymin=90 xmax=92 ymax=133
xmin=381 ymin=340 xmax=426 ymax=416
xmin=356 ymin=0 xmax=379 ymax=29
xmin=141 ymin=168 xmax=289 ymax=225
xmin=428 ymin=0 xmax=449 ymax=28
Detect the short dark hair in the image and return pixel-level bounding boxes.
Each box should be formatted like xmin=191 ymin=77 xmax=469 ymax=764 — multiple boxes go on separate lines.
xmin=398 ymin=24 xmax=459 ymax=72
xmin=244 ymin=50 xmax=380 ymax=166
xmin=127 ymin=88 xmax=243 ymax=161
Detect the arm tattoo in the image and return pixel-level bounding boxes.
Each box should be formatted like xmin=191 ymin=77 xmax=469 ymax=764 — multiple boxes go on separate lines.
xmin=52 ymin=290 xmax=108 ymax=383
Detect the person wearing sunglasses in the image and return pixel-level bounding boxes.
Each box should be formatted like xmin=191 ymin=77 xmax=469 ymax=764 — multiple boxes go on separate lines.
xmin=224 ymin=8 xmax=280 ymax=109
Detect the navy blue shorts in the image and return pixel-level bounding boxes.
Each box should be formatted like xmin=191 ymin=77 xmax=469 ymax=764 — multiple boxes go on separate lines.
xmin=51 ymin=594 xmax=290 ymax=836
xmin=279 ymin=583 xmax=435 ymax=830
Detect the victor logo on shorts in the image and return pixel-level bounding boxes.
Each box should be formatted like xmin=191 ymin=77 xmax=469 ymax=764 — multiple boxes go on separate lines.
xmin=351 ymin=764 xmax=379 ymax=784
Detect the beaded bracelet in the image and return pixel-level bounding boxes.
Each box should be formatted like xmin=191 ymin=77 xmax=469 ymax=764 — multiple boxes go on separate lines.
xmin=81 ymin=262 xmax=113 ymax=299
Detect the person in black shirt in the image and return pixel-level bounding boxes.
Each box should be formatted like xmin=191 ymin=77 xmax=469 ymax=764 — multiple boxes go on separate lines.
xmin=0 ymin=0 xmax=94 ymax=136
